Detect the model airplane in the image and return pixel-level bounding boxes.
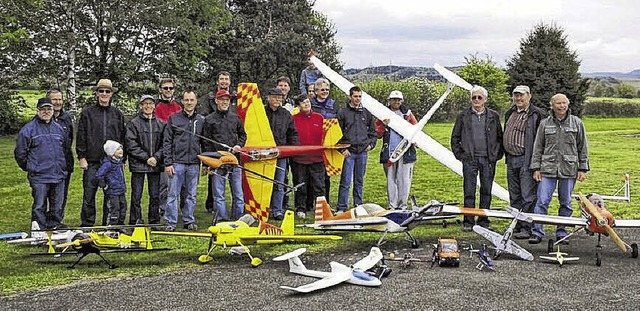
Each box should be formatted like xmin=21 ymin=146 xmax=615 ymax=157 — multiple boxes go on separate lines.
xmin=8 ymin=221 xmax=83 ymax=251
xmin=309 ymin=54 xmax=510 ymax=202
xmin=385 ymin=251 xmax=432 ymax=268
xmin=152 ymin=210 xmax=341 ymax=267
xmin=236 ymin=82 xmax=346 ymax=223
xmin=302 ymin=196 xmax=456 ymax=248
xmin=0 ymin=232 xmax=28 ymax=241
xmin=539 ymin=245 xmax=579 ymax=266
xmin=432 ymin=193 xmax=640 ymax=266
xmin=472 ymin=207 xmax=535 ymax=261
xmin=469 ymin=244 xmax=495 ymax=271
xmin=273 ymin=247 xmax=384 ymax=293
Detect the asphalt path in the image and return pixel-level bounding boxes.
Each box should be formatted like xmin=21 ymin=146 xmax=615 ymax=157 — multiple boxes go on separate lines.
xmin=2 ymin=229 xmax=640 ymax=311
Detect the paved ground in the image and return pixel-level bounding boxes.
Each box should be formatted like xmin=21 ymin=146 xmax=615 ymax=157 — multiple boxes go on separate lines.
xmin=2 ymin=229 xmax=640 ymax=310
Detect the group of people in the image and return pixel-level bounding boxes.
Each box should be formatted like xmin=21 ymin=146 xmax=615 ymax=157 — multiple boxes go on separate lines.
xmin=451 ymin=85 xmax=589 ymax=244
xmin=14 ymin=60 xmax=589 ymax=242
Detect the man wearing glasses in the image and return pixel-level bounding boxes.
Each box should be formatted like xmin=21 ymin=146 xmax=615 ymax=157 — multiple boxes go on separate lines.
xmin=155 ymin=78 xmax=182 ymax=122
xmin=311 ymin=78 xmax=338 ymax=202
xmin=450 ymin=86 xmax=504 ymax=231
xmin=76 ymin=79 xmax=126 ymax=226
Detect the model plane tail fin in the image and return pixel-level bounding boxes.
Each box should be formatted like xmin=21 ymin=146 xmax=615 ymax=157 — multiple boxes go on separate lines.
xmin=322 ymin=118 xmax=345 ymax=176
xmin=273 ymin=248 xmax=309 ymax=274
xmin=314 ymin=196 xmax=334 ymax=222
xmin=280 ymin=210 xmax=295 ymax=236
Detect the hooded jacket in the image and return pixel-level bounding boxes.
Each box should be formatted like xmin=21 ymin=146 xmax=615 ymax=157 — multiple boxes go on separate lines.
xmin=125 ymin=112 xmax=166 ymax=173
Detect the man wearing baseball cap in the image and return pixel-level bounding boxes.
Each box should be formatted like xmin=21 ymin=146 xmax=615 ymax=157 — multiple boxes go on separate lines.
xmin=14 ymin=98 xmax=69 ymax=230
xmin=503 ymin=85 xmax=547 ymax=239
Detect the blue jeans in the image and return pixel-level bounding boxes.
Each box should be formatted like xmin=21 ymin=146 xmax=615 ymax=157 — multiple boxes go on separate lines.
xmin=462 ymin=156 xmax=495 ymax=227
xmin=532 ymin=176 xmax=575 ymax=238
xmin=30 ymin=181 xmax=64 ymax=229
xmin=270 ymin=158 xmax=287 ymax=217
xmin=165 ymin=163 xmax=199 ymax=227
xmin=337 ymin=152 xmax=368 ymax=211
xmin=212 ymin=166 xmax=245 ymax=221
xmin=130 ymin=172 xmax=161 ymax=225
xmin=506 ymin=156 xmax=539 ymax=233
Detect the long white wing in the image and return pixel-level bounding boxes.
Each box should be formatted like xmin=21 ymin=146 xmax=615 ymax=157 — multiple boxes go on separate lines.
xmin=311 ymin=56 xmax=510 ymax=202
xmin=280 ymin=261 xmax=352 ymax=293
xmin=352 ymin=247 xmax=383 ymax=271
xmin=440 ymin=205 xmax=587 ymax=227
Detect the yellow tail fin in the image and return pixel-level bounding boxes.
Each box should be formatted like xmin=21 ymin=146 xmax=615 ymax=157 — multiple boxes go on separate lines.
xmin=281 ymin=210 xmax=295 ymax=235
xmin=322 ymin=118 xmax=345 ymax=176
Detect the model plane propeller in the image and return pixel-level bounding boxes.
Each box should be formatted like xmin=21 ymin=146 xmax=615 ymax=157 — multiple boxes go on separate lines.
xmin=273 ymin=247 xmax=385 ymax=293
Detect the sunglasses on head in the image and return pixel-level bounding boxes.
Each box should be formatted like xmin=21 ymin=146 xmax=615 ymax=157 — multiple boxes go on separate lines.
xmin=472 ymin=95 xmax=483 ymax=100
xmin=98 ymin=89 xmax=112 ymax=94
xmin=162 ymin=86 xmax=174 ymax=91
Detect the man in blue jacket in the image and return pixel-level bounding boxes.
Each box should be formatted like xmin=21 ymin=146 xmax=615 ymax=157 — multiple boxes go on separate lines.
xmin=14 ymin=98 xmax=68 ymax=229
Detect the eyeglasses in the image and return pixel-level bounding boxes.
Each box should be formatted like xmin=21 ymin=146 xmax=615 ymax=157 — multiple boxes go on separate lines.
xmin=98 ymin=89 xmax=112 ymax=94
xmin=162 ymin=86 xmax=174 ymax=91
xmin=471 ymin=95 xmax=484 ymax=100
xmin=319 ymin=88 xmax=329 ymax=92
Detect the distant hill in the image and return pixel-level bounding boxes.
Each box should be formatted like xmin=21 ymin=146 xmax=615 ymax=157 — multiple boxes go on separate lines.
xmin=582 ymin=69 xmax=640 ymax=79
xmin=343 ymin=65 xmax=463 ymax=82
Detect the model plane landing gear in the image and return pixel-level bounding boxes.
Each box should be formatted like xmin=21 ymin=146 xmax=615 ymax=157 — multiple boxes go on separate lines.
xmin=631 ymin=243 xmax=638 ymax=258
xmin=547 ymin=239 xmax=554 ymax=253
xmin=595 ymin=234 xmax=603 ymax=267
xmin=67 ymin=233 xmax=117 ymax=269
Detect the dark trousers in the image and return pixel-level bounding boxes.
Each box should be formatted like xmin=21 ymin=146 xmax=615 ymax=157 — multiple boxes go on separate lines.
xmin=45 ymin=173 xmax=71 ymax=224
xmin=81 ymin=163 xmax=108 ymax=226
xmin=130 ymin=172 xmax=161 ymax=225
xmin=506 ymin=156 xmax=539 ymax=233
xmin=462 ymin=156 xmax=495 ymax=227
xmin=106 ymin=194 xmax=127 ymax=225
xmin=324 ymin=173 xmax=331 ymax=205
xmin=292 ymin=161 xmax=326 ymax=212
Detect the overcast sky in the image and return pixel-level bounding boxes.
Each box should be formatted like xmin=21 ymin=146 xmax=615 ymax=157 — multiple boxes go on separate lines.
xmin=312 ymin=0 xmax=638 ymax=73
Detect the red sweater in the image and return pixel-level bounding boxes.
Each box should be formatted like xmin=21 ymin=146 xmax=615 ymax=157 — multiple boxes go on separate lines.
xmin=292 ymin=111 xmax=324 ymax=164
xmin=155 ymin=99 xmax=182 ymax=122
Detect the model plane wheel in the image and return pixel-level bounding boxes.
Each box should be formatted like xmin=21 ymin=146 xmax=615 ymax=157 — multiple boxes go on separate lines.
xmin=442 ymin=221 xmax=448 ymax=228
xmin=547 ymin=239 xmax=554 ymax=253
xmin=411 ymin=241 xmax=420 ymax=249
xmin=198 ymin=255 xmax=213 ymax=264
xmin=595 ymin=252 xmax=602 ymax=267
xmin=631 ymin=243 xmax=638 ymax=259
xmin=251 ymin=257 xmax=263 ymax=267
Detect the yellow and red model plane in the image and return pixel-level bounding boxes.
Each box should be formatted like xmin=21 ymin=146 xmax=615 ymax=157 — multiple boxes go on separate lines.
xmin=235 ymin=82 xmax=346 ymax=223
xmin=152 ymin=210 xmax=341 ymax=267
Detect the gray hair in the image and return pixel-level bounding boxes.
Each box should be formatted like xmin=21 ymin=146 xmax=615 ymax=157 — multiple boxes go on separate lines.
xmin=470 ymin=85 xmax=488 ymax=98
xmin=549 ymin=93 xmax=570 ymax=107
xmin=314 ymin=78 xmax=330 ymax=90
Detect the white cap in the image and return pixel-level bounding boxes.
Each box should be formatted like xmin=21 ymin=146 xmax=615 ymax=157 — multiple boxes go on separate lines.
xmin=388 ymin=90 xmax=403 ymax=100
xmin=103 ymin=140 xmax=122 ymax=156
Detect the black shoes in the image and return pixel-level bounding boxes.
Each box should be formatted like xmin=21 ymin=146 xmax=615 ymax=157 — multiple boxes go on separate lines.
xmin=513 ymin=231 xmax=531 ymax=239
xmin=462 ymin=224 xmax=474 ymax=232
xmin=528 ymin=235 xmax=542 ymax=244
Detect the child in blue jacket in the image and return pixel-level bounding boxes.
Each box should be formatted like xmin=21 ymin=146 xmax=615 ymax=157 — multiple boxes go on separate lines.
xmin=97 ymin=140 xmax=127 ymax=225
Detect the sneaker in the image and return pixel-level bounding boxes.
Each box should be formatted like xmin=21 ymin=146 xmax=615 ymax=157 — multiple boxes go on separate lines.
xmin=296 ymin=211 xmax=306 ymax=219
xmin=528 ymin=235 xmax=542 ymax=244
xmin=462 ymin=224 xmax=474 ymax=232
xmin=335 ymin=210 xmax=345 ymax=215
xmin=164 ymin=226 xmax=176 ymax=232
xmin=513 ymin=231 xmax=531 ymax=240
xmin=272 ymin=213 xmax=284 ymax=221
xmin=184 ymin=223 xmax=198 ymax=231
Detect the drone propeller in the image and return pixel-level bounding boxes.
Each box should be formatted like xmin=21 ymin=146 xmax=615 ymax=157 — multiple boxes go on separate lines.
xmin=579 ymin=193 xmax=627 ymax=252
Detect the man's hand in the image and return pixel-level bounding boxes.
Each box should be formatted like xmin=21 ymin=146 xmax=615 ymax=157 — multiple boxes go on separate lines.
xmin=147 ymin=157 xmax=157 ymax=167
xmin=342 ymin=149 xmax=351 ymax=158
xmin=533 ymin=170 xmax=541 ymax=182
xmin=365 ymin=145 xmax=372 ymax=152
xmin=232 ymin=145 xmax=242 ymax=153
xmin=382 ymin=118 xmax=390 ymax=126
xmin=165 ymin=165 xmax=175 ymax=177
xmin=79 ymin=158 xmax=88 ymax=170
xmin=577 ymin=171 xmax=587 ymax=182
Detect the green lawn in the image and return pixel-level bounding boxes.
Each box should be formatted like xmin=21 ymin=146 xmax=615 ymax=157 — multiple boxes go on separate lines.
xmin=2 ymin=117 xmax=640 ymax=295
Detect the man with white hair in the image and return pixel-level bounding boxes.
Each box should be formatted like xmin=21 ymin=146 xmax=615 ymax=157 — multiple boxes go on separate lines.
xmin=451 ymin=86 xmax=504 ymax=231
xmin=375 ymin=90 xmax=418 ymax=210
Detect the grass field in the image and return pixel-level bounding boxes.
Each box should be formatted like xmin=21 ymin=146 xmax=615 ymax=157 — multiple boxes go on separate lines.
xmin=1 ymin=117 xmax=640 ymax=295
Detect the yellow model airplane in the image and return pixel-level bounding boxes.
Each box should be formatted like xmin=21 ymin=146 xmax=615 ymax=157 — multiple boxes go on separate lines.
xmin=152 ymin=210 xmax=341 ymax=267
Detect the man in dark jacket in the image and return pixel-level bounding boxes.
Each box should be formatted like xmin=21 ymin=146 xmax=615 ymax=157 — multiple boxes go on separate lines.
xmin=375 ymin=90 xmax=418 ymax=210
xmin=48 ymin=89 xmax=74 ymax=219
xmin=201 ymin=71 xmax=237 ymax=116
xmin=125 ymin=95 xmax=166 ymax=225
xmin=163 ymin=91 xmax=204 ymax=231
xmin=264 ymin=87 xmax=299 ymax=220
xmin=76 ymin=79 xmax=126 ymax=226
xmin=202 ymin=89 xmax=247 ymax=221
xmin=451 ymin=86 xmax=504 ymax=231
xmin=336 ymin=86 xmax=377 ymax=212
xmin=503 ymin=85 xmax=547 ymax=239
xmin=15 ymin=98 xmax=68 ymax=230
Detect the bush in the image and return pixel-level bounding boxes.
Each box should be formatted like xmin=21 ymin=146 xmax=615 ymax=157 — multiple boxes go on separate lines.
xmin=0 ymin=90 xmax=29 ymax=135
xmin=583 ymin=99 xmax=640 ymax=117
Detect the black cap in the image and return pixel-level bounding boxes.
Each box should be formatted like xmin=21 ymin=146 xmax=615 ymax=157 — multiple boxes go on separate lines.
xmin=268 ymin=88 xmax=284 ymax=96
xmin=37 ymin=98 xmax=53 ymax=109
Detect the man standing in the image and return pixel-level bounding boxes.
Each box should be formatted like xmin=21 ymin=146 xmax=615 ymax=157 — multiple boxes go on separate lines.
xmin=529 ymin=93 xmax=589 ymax=244
xmin=451 ymin=86 xmax=504 ymax=231
xmin=76 ymin=79 xmax=126 ymax=226
xmin=264 ymin=88 xmax=299 ymax=220
xmin=291 ymin=95 xmax=325 ymax=218
xmin=163 ymin=91 xmax=204 ymax=231
xmin=311 ymin=78 xmax=338 ymax=202
xmin=336 ymin=86 xmax=377 ymax=212
xmin=276 ymin=76 xmax=296 ymax=113
xmin=202 ymin=89 xmax=247 ymax=221
xmin=503 ymin=85 xmax=547 ymax=239
xmin=375 ymin=90 xmax=418 ymax=210
xmin=47 ymin=89 xmax=74 ymax=218
xmin=299 ymin=58 xmax=324 ymax=95
xmin=125 ymin=95 xmax=166 ymax=225
xmin=15 ymin=98 xmax=68 ymax=229
xmin=202 ymin=71 xmax=236 ymax=115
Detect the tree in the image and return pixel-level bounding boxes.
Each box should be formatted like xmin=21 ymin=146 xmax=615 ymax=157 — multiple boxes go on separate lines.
xmin=457 ymin=54 xmax=510 ymax=112
xmin=506 ymin=22 xmax=589 ymax=116
xmin=616 ymin=83 xmax=637 ymax=98
xmin=0 ymin=10 xmax=30 ymax=134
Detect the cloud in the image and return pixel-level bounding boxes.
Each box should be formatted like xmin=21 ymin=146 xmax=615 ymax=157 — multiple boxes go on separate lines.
xmin=313 ymin=0 xmax=639 ymax=72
